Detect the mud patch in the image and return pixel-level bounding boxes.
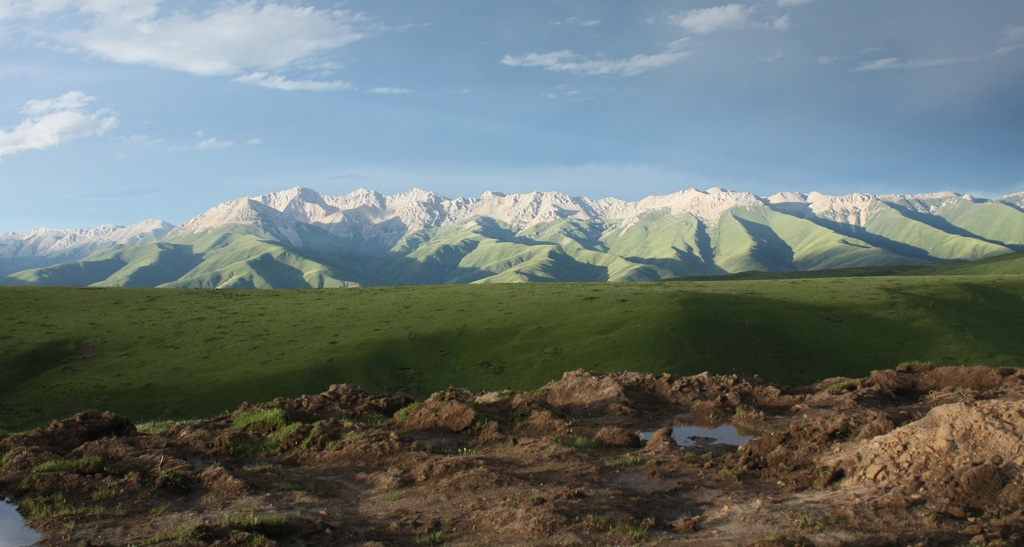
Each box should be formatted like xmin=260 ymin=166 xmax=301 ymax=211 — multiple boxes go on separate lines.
xmin=3 ymin=366 xmax=1024 ymax=546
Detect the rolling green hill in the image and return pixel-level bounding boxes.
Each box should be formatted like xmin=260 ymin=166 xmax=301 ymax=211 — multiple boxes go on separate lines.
xmin=3 ymin=269 xmax=1023 ymax=432
xmin=682 ymin=249 xmax=1024 ymax=280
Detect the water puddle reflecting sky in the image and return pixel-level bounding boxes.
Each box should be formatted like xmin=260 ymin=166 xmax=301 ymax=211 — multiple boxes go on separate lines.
xmin=639 ymin=424 xmax=756 ymax=448
xmin=0 ymin=499 xmax=41 ymax=547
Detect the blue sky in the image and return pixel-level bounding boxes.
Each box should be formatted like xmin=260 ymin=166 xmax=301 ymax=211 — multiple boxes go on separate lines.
xmin=1 ymin=0 xmax=1022 ymax=232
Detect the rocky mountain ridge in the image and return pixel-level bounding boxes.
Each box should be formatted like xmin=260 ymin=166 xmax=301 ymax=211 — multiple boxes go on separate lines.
xmin=2 ymin=187 xmax=1023 ymax=287
xmin=0 ymin=218 xmax=172 ymax=277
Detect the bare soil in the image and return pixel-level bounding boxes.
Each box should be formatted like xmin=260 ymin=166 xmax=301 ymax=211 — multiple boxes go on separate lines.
xmin=3 ymin=364 xmax=1024 ymax=546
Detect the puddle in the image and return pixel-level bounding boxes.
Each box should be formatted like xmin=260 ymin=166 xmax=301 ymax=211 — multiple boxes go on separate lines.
xmin=640 ymin=424 xmax=756 ymax=449
xmin=0 ymin=499 xmax=41 ymax=547
xmin=0 ymin=499 xmax=40 ymax=547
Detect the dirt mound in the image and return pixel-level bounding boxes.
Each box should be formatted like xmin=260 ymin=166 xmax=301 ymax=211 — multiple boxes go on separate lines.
xmin=543 ymin=369 xmax=632 ymax=416
xmin=827 ymin=399 xmax=1024 ymax=517
xmin=399 ymin=389 xmax=478 ymax=432
xmin=4 ymin=366 xmax=1024 ymax=546
xmin=1 ymin=410 xmax=135 ymax=454
xmin=595 ymin=426 xmax=642 ymax=448
xmin=870 ymin=364 xmax=1020 ymax=396
xmin=266 ymin=383 xmax=415 ymax=422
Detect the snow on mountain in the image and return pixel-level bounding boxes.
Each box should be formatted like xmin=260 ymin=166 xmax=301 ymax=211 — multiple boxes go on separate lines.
xmin=179 ymin=185 xmax=779 ymax=242
xmin=170 ymin=198 xmax=280 ymax=234
xmin=167 ymin=186 xmax=1018 ymax=250
xmin=7 ymin=185 xmax=1015 ymax=262
xmin=0 ymin=219 xmax=173 ymax=258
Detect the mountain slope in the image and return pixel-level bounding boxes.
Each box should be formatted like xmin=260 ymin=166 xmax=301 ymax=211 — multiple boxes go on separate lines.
xmin=0 ymin=219 xmax=172 ymax=277
xmin=2 ymin=186 xmax=1023 ymax=288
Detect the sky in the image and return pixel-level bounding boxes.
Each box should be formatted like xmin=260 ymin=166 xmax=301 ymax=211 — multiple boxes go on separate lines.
xmin=0 ymin=0 xmax=1022 ymax=232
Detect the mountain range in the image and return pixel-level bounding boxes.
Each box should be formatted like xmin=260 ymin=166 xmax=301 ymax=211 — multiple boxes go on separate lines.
xmin=2 ymin=187 xmax=1023 ymax=288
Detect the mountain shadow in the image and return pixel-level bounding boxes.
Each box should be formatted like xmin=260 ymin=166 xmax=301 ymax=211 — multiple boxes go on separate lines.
xmin=733 ymin=217 xmax=796 ymax=272
xmin=887 ymin=203 xmax=1023 ymax=251
xmin=0 ymin=257 xmax=129 ymax=286
xmin=789 ymin=215 xmax=934 ymax=261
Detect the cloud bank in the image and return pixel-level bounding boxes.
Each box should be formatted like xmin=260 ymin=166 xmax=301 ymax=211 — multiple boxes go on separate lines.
xmin=5 ymin=1 xmax=379 ymax=91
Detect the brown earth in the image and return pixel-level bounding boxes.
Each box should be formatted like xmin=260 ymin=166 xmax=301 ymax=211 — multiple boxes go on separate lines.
xmin=2 ymin=364 xmax=1024 ymax=546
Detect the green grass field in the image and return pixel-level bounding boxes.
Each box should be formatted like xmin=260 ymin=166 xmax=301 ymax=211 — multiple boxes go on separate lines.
xmin=3 ymin=261 xmax=1024 ymax=432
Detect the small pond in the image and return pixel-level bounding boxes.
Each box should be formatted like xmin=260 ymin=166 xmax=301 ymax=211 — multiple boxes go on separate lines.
xmin=0 ymin=499 xmax=41 ymax=547
xmin=639 ymin=424 xmax=756 ymax=448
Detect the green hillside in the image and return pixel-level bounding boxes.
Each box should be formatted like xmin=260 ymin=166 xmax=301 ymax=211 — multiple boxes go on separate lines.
xmin=861 ymin=204 xmax=1010 ymax=260
xmin=3 ymin=272 xmax=1024 ymax=432
xmin=5 ymin=201 xmax=1023 ymax=288
xmin=682 ymin=250 xmax=1024 ymax=280
xmin=3 ymin=226 xmax=375 ymax=289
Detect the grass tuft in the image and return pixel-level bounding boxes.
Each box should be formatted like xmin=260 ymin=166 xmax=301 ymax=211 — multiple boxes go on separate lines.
xmin=612 ymin=522 xmax=649 ymax=544
xmin=32 ymin=455 xmax=102 ymax=475
xmin=825 ymin=379 xmax=859 ymax=393
xmin=604 ymin=456 xmax=643 ymax=468
xmin=788 ymin=504 xmax=837 ymax=531
xmin=21 ymin=493 xmax=126 ymax=518
xmin=139 ymin=523 xmax=205 ymax=545
xmin=233 ymin=409 xmax=287 ymax=431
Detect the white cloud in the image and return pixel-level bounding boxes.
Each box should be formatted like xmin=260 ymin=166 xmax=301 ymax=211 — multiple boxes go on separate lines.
xmin=669 ymin=4 xmax=754 ymax=35
xmin=994 ymin=44 xmax=1024 ymax=56
xmin=122 ymin=134 xmax=160 ymax=145
xmin=0 ymin=91 xmax=117 ymax=161
xmin=817 ymin=55 xmax=838 ymax=65
xmin=234 ymin=72 xmax=353 ymax=92
xmin=196 ymin=137 xmax=233 ymax=150
xmin=551 ymin=17 xmax=600 ymax=27
xmin=76 ymin=0 xmax=159 ymax=20
xmin=544 ymin=84 xmax=588 ymax=100
xmin=368 ymin=87 xmax=412 ymax=94
xmin=853 ymin=56 xmax=974 ymax=71
xmin=0 ymin=0 xmax=70 ymax=20
xmin=1003 ymin=25 xmax=1024 ymax=43
xmin=996 ymin=26 xmax=1024 ymax=55
xmin=57 ymin=2 xmax=376 ymax=84
xmin=21 ymin=90 xmax=94 ymax=115
xmin=169 ymin=130 xmax=235 ymax=151
xmin=777 ymin=0 xmax=814 ymax=6
xmin=245 ymin=138 xmax=261 ymax=145
xmin=501 ymin=43 xmax=690 ymax=76
xmin=669 ymin=4 xmax=793 ymax=34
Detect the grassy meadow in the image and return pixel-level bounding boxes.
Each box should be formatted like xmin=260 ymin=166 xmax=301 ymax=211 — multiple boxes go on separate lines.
xmin=2 ymin=267 xmax=1024 ymax=432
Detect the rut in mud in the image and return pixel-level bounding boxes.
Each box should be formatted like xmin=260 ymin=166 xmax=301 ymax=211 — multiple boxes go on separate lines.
xmin=2 ymin=364 xmax=1023 ymax=546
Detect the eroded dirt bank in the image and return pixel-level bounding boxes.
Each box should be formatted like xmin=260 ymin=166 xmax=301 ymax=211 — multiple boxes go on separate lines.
xmin=2 ymin=364 xmax=1023 ymax=546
